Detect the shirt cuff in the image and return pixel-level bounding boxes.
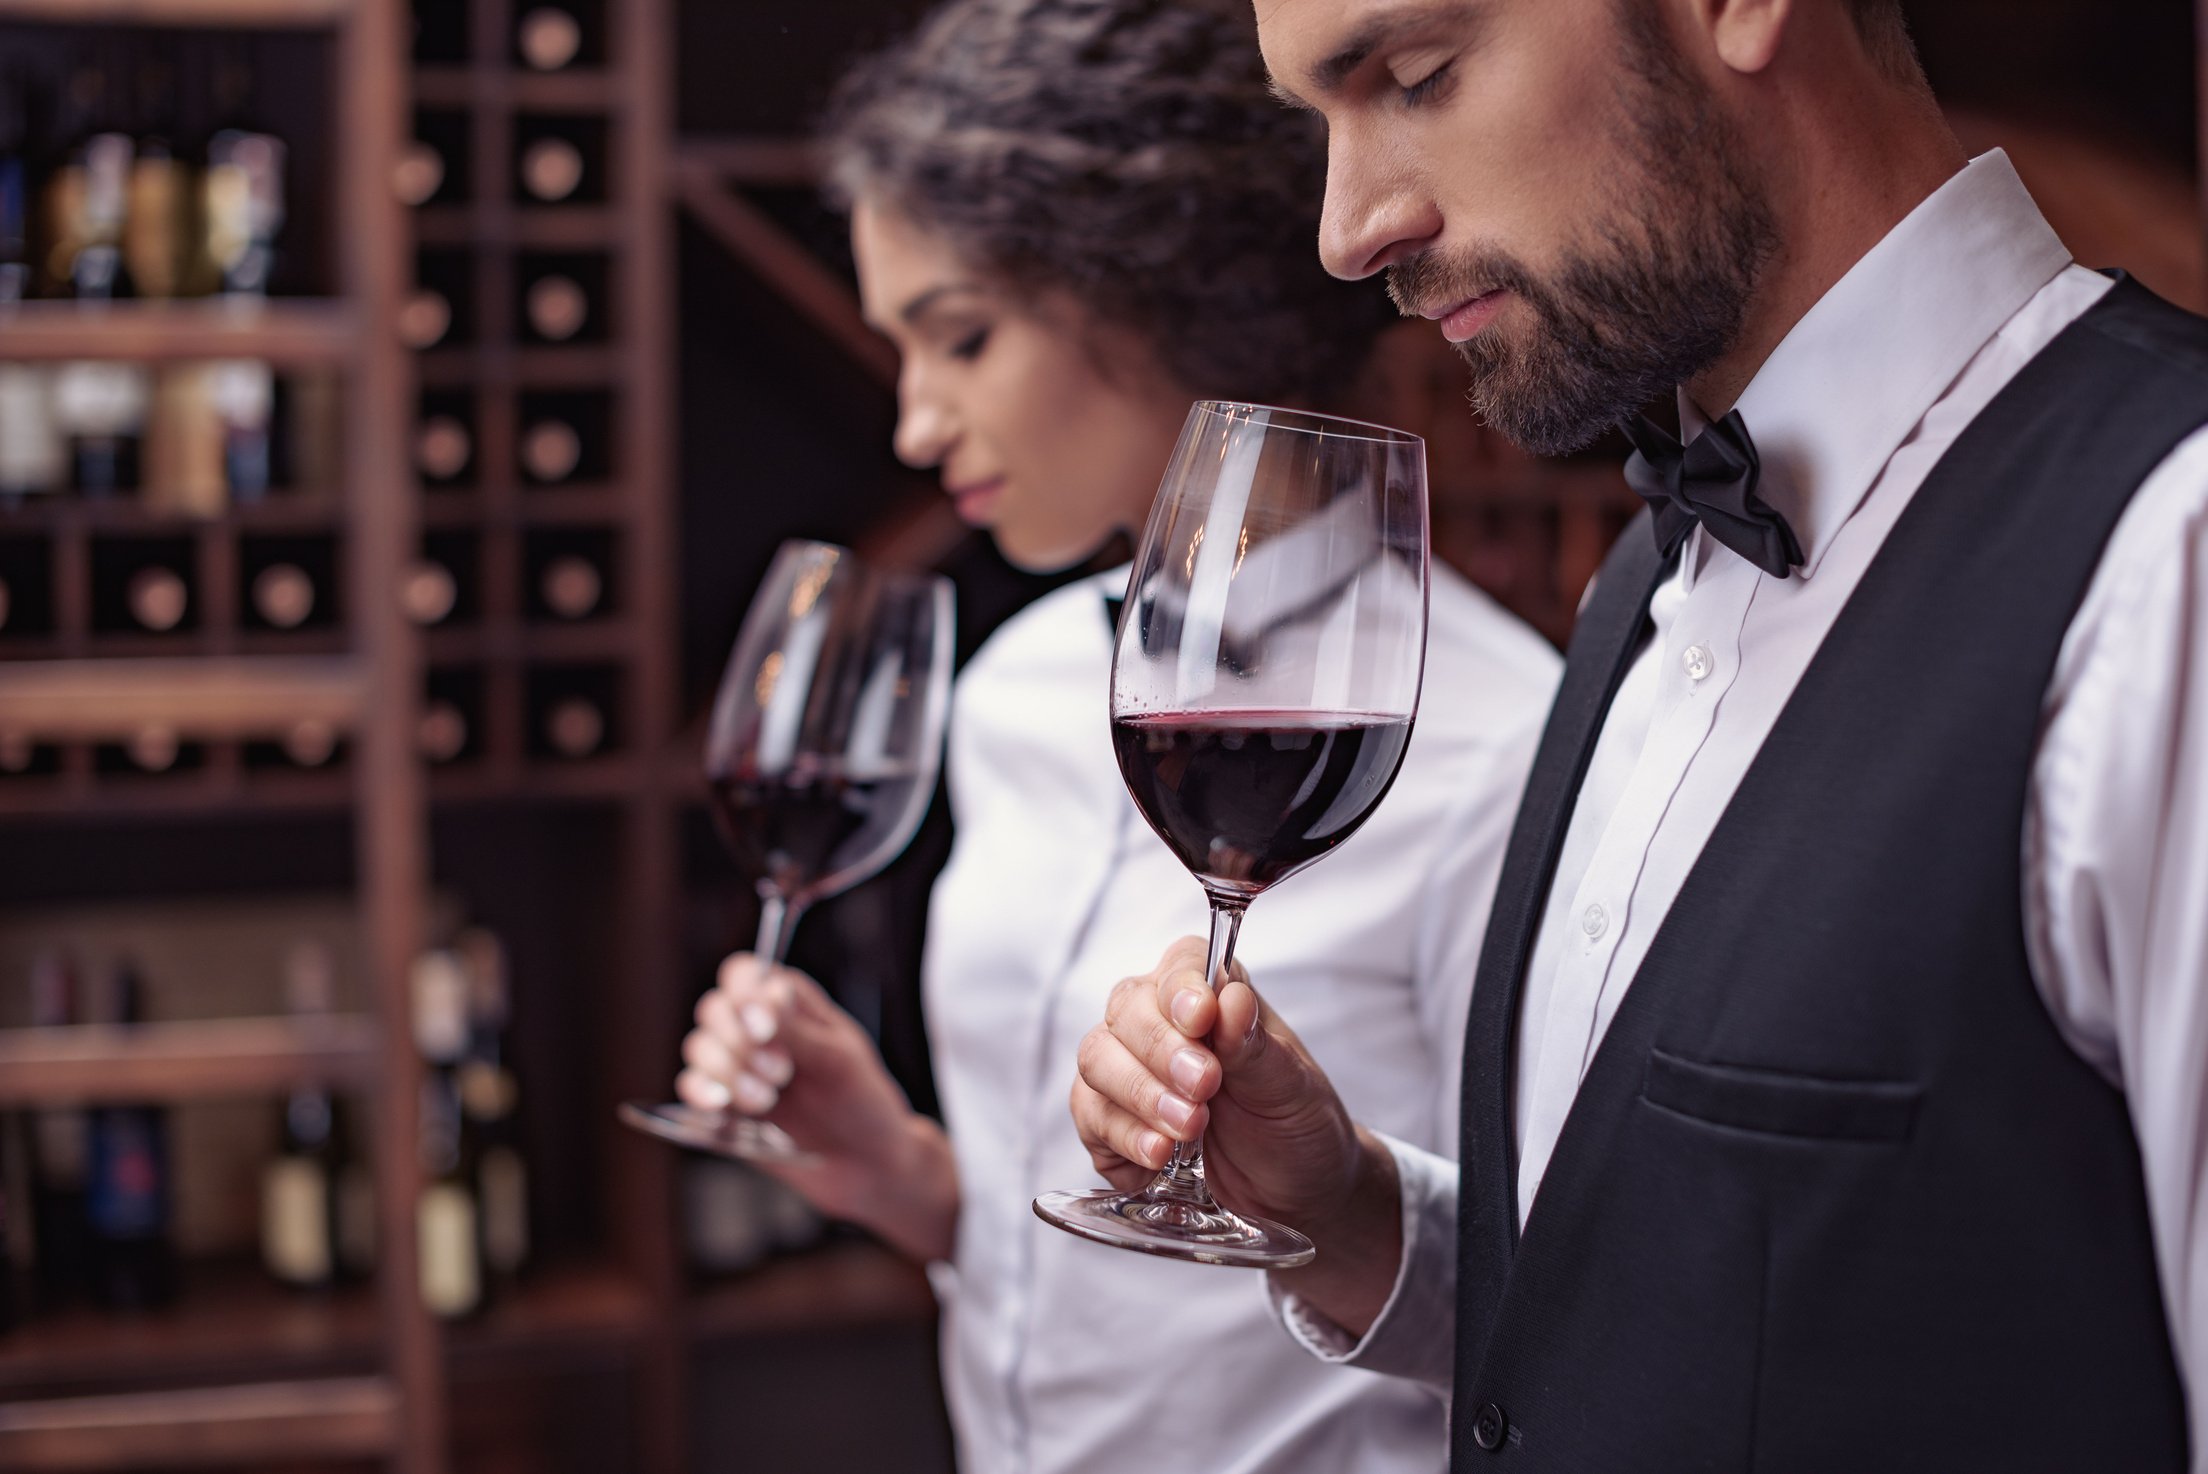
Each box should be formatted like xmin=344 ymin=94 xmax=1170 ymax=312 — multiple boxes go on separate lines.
xmin=1266 ymin=1133 xmax=1458 ymax=1395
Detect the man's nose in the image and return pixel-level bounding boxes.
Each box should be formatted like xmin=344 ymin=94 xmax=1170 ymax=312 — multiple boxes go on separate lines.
xmin=1318 ymin=131 xmax=1442 ymax=282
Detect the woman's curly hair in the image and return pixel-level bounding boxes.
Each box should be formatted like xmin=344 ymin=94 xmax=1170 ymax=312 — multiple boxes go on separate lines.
xmin=820 ymin=0 xmax=1396 ymax=406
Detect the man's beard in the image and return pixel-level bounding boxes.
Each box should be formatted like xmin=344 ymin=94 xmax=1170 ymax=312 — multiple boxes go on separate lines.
xmin=1386 ymin=9 xmax=1778 ymax=456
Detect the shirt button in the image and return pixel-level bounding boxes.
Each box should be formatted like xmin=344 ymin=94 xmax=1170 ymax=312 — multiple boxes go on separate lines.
xmin=1473 ymin=1402 xmax=1509 ymax=1451
xmin=1681 ymin=644 xmax=1715 ymax=682
xmin=1580 ymin=903 xmax=1608 ymax=941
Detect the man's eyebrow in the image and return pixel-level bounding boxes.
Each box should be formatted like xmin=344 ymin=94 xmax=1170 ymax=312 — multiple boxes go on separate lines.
xmin=1301 ymin=2 xmax=1484 ymax=98
xmin=1266 ymin=74 xmax=1318 ymax=112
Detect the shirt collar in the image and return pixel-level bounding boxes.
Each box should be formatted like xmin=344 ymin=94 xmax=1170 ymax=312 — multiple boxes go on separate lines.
xmin=1680 ymin=150 xmax=2073 ymax=583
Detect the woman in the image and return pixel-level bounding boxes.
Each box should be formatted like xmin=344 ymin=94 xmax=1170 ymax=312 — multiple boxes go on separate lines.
xmin=674 ymin=2 xmax=1562 ymax=1469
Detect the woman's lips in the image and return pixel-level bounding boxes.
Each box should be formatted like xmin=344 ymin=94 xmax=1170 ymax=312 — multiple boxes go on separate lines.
xmin=1434 ymin=289 xmax=1509 ymax=344
xmin=948 ymin=478 xmax=1004 ymax=524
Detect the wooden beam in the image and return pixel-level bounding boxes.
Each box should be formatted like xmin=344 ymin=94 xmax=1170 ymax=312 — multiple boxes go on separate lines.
xmin=0 ymin=658 xmax=365 ymax=740
xmin=0 ymin=0 xmax=346 ymax=23
xmin=675 ymin=137 xmax=820 ymax=189
xmin=0 ymin=1378 xmax=397 ymax=1470
xmin=0 ymin=301 xmax=357 ymax=365
xmin=668 ymin=159 xmax=897 ymax=388
xmin=0 ymin=1016 xmax=379 ymax=1104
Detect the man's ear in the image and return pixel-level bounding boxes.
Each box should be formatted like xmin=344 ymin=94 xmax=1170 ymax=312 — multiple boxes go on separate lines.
xmin=1692 ymin=0 xmax=1794 ymax=75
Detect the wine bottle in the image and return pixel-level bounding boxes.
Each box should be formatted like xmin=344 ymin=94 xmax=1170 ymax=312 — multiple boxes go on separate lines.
xmin=85 ymin=959 xmax=177 ymax=1311
xmin=126 ymin=724 xmax=180 ymax=772
xmin=250 ymin=561 xmax=316 ymax=630
xmin=123 ymin=50 xmax=187 ymax=302
xmin=392 ymin=139 xmax=445 ymax=209
xmin=516 ymin=7 xmax=583 ymax=71
xmin=143 ymin=363 xmax=230 ymax=516
xmin=539 ymin=553 xmax=602 ymax=620
xmin=545 ymin=696 xmax=604 ymax=758
xmin=42 ymin=61 xmax=135 ymax=301
xmin=416 ymin=415 xmax=472 ymax=483
xmin=0 ymin=72 xmax=63 ymax=503
xmin=518 ymin=138 xmax=583 ymax=203
xmin=419 ymin=699 xmax=470 ymax=764
xmin=261 ymin=942 xmax=348 ymax=1290
xmin=411 ymin=950 xmax=482 ymax=1319
xmin=283 ymin=718 xmax=339 ymax=768
xmin=398 ymin=287 xmax=452 ymax=350
xmin=125 ymin=565 xmax=190 ymax=633
xmin=524 ymin=273 xmax=588 ymax=342
xmin=27 ymin=950 xmax=92 ymax=1311
xmin=520 ymin=418 xmax=581 ymax=483
xmin=401 ymin=559 xmax=459 ymax=626
xmin=199 ymin=51 xmax=285 ymax=298
xmin=455 ymin=929 xmax=528 ymax=1286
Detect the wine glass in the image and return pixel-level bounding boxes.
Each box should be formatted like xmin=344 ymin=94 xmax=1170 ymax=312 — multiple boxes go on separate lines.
xmin=1034 ymin=402 xmax=1429 ymax=1267
xmin=621 ymin=540 xmax=955 ymax=1160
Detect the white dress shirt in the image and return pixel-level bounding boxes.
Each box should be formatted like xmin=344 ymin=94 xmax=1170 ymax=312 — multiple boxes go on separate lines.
xmin=1278 ymin=152 xmax=2208 ymax=1463
xmin=923 ymin=560 xmax=1558 ymax=1474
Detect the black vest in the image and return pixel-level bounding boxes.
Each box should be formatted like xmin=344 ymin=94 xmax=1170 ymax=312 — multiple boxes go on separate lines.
xmin=1451 ymin=278 xmax=2206 ymax=1470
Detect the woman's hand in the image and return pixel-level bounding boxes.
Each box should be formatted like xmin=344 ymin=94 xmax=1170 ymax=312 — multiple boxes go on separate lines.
xmin=679 ymin=953 xmax=958 ymax=1263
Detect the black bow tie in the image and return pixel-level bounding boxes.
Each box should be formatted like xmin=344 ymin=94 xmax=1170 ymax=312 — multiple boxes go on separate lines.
xmin=1621 ymin=410 xmax=1803 ymax=578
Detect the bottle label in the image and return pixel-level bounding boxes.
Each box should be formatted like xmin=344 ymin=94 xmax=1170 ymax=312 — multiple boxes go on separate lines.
xmin=417 ymin=1182 xmax=480 ymax=1316
xmin=86 ymin=1111 xmax=166 ymax=1239
xmin=54 ymin=361 xmax=150 ymax=435
xmin=479 ymin=1146 xmax=529 ymax=1275
xmin=211 ymin=360 xmax=275 ymax=428
xmin=262 ymin=1156 xmax=333 ymax=1284
xmin=0 ymin=367 xmax=64 ymax=491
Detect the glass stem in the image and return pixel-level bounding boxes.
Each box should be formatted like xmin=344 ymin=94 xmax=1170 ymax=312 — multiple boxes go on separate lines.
xmin=754 ymin=889 xmax=802 ymax=967
xmin=1149 ymin=898 xmax=1245 ymax=1203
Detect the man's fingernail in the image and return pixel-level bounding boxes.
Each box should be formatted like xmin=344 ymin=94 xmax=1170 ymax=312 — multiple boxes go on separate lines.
xmin=751 ymin=1048 xmax=794 ymax=1087
xmin=740 ymin=1003 xmax=779 ymax=1044
xmin=1139 ymin=1131 xmax=1171 ymax=1167
xmin=731 ymin=1072 xmax=778 ymax=1114
xmin=1169 ymin=1048 xmax=1208 ymax=1096
xmin=1157 ymin=1093 xmax=1197 ymax=1133
xmin=691 ymin=1076 xmax=732 ymax=1110
xmin=1170 ymin=990 xmax=1206 ymax=1032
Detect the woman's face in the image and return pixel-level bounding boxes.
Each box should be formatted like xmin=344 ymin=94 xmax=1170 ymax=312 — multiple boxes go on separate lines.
xmin=851 ymin=200 xmax=1189 ymax=572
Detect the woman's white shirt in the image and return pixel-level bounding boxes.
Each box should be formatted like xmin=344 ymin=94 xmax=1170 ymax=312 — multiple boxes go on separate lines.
xmin=921 ymin=561 xmax=1560 ymax=1474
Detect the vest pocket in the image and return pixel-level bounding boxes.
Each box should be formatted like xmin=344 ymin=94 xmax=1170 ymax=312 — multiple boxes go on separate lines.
xmin=1641 ymin=1049 xmax=1921 ymax=1142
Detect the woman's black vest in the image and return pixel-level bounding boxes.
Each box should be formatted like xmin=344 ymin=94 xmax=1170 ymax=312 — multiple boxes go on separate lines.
xmin=1452 ymin=278 xmax=2203 ymax=1471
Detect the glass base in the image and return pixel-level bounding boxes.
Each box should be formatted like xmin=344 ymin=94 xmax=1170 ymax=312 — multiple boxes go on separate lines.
xmin=617 ymin=1100 xmax=815 ymax=1164
xmin=1033 ymin=1186 xmax=1315 ymax=1268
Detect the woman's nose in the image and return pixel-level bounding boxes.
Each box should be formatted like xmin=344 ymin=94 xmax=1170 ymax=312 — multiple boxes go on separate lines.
xmin=892 ymin=371 xmax=955 ymax=469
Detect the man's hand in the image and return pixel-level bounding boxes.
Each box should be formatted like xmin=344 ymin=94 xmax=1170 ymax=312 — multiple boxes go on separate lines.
xmin=1069 ymin=935 xmax=1406 ymax=1334
xmin=679 ymin=953 xmax=957 ymax=1263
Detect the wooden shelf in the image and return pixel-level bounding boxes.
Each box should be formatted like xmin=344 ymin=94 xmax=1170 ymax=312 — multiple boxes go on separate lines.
xmin=413 ymin=207 xmax=621 ymax=251
xmin=0 ymin=497 xmax=345 ymax=535
xmin=419 ymin=345 xmax=622 ymax=389
xmin=0 ymin=766 xmax=354 ymax=821
xmin=0 ymin=1015 xmax=379 ymax=1105
xmin=0 ymin=1377 xmax=396 ymax=1470
xmin=420 ymin=484 xmax=628 ymax=528
xmin=686 ymin=1240 xmax=936 ymax=1344
xmin=0 ymin=0 xmax=348 ymax=24
xmin=0 ymin=301 xmax=359 ymax=366
xmin=411 ymin=68 xmax=617 ymax=111
xmin=423 ymin=619 xmax=639 ymax=664
xmin=0 ymin=1260 xmax=652 ymax=1399
xmin=0 ymin=657 xmax=364 ymax=741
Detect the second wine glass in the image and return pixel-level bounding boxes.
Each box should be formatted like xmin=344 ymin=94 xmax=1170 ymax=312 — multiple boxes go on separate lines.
xmin=1035 ymin=401 xmax=1430 ymax=1267
xmin=621 ymin=539 xmax=954 ymax=1160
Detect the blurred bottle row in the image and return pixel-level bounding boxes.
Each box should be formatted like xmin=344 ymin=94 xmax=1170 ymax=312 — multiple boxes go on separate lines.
xmin=0 ymin=929 xmax=531 ymax=1326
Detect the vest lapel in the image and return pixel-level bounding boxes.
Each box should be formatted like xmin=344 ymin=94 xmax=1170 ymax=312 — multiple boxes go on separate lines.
xmin=1455 ymin=515 xmax=1673 ymax=1365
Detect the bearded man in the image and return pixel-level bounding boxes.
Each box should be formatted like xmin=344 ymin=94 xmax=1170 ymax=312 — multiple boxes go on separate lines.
xmin=1068 ymin=0 xmax=2208 ymax=1467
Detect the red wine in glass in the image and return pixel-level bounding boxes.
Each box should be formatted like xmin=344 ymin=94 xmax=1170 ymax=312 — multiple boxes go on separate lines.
xmin=1036 ymin=401 xmax=1429 ymax=1268
xmin=621 ymin=540 xmax=953 ymax=1161
xmin=1111 ymin=711 xmax=1412 ymax=900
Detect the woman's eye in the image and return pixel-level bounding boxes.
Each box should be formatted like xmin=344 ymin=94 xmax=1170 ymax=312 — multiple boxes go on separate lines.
xmin=1400 ymin=61 xmax=1455 ymax=108
xmin=948 ymin=327 xmax=991 ymax=361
